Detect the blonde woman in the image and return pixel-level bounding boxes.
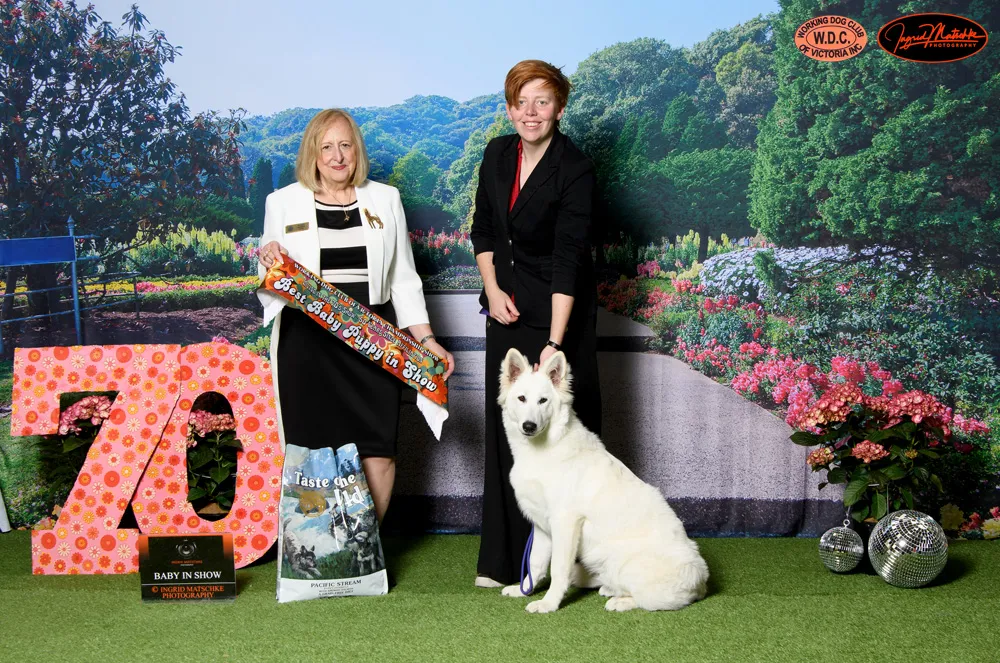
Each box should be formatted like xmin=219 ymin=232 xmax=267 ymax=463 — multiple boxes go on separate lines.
xmin=257 ymin=109 xmax=454 ymax=522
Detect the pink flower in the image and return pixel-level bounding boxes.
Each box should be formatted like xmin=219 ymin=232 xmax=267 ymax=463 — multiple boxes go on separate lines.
xmin=806 ymin=447 xmax=834 ymax=469
xmin=851 ymin=440 xmax=889 ymax=464
xmin=58 ymin=395 xmax=113 ymax=435
xmin=187 ymin=409 xmax=236 ymax=442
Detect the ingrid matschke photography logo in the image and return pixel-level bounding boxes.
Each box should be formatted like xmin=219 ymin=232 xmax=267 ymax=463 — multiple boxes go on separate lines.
xmin=795 ymin=15 xmax=868 ymax=61
xmin=877 ymin=13 xmax=989 ymax=63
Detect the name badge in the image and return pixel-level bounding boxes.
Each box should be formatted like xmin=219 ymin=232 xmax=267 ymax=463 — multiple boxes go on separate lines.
xmin=285 ymin=222 xmax=310 ymax=234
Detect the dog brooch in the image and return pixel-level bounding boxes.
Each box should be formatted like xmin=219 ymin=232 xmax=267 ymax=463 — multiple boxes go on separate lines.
xmin=363 ymin=208 xmax=383 ymax=229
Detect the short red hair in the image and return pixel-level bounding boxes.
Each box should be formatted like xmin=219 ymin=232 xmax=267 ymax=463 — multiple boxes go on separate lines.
xmin=504 ymin=60 xmax=571 ymax=110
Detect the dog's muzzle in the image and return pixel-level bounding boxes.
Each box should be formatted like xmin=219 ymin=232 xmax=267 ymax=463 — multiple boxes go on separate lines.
xmin=521 ymin=421 xmax=538 ymax=436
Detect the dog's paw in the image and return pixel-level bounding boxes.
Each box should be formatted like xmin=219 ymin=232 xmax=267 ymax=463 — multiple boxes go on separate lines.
xmin=604 ymin=596 xmax=638 ymax=612
xmin=525 ymin=599 xmax=559 ymax=614
xmin=599 ymin=585 xmax=620 ymax=597
xmin=501 ymin=584 xmax=529 ymax=597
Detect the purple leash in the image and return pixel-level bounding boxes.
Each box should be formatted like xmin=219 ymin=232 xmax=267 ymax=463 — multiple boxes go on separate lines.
xmin=519 ymin=526 xmax=534 ymax=595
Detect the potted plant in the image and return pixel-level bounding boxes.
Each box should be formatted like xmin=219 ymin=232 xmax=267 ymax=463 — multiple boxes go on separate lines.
xmin=185 ymin=407 xmax=243 ymax=518
xmin=791 ymin=383 xmax=976 ymax=524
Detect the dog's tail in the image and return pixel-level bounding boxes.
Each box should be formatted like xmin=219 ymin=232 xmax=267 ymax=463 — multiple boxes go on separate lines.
xmin=630 ymin=548 xmax=709 ymax=611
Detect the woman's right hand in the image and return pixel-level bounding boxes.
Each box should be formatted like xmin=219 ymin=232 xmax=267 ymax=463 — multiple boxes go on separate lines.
xmin=486 ymin=287 xmax=519 ymax=325
xmin=258 ymin=241 xmax=288 ymax=267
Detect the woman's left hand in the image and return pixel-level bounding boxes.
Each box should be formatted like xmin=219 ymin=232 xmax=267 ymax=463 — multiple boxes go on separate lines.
xmin=537 ymin=343 xmax=558 ymax=369
xmin=425 ymin=339 xmax=455 ymax=380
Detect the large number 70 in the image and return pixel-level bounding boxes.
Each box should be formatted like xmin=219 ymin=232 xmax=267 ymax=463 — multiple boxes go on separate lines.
xmin=10 ymin=342 xmax=282 ymax=575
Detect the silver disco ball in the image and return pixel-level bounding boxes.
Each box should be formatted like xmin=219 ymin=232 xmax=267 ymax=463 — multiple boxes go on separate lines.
xmin=868 ymin=510 xmax=948 ymax=588
xmin=819 ymin=522 xmax=865 ymax=572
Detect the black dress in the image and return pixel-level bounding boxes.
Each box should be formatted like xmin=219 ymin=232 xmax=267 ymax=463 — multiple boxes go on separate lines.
xmin=276 ymin=200 xmax=402 ymax=458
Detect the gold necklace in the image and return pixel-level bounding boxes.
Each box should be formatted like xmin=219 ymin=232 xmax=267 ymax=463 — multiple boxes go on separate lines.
xmin=325 ymin=187 xmax=354 ymax=222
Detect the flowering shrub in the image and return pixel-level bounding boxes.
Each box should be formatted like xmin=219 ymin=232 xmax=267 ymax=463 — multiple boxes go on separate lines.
xmin=675 ymin=338 xmax=735 ymax=377
xmin=57 ymin=395 xmax=112 ymax=436
xmin=792 ymin=383 xmax=989 ymax=522
xmin=636 ymin=260 xmax=664 ymax=279
xmin=699 ymin=245 xmax=895 ymax=302
xmin=410 ymin=229 xmax=475 ymax=275
xmin=946 ymin=505 xmax=1000 ymax=540
xmin=27 ymin=393 xmax=116 ymax=528
xmin=127 ymin=225 xmax=247 ymax=276
xmin=185 ymin=400 xmax=243 ymax=515
xmin=605 ymin=230 xmax=741 ymax=276
xmin=597 ymin=277 xmax=644 ymax=318
xmin=637 ymin=288 xmax=682 ymax=321
xmin=134 ymin=276 xmax=257 ymax=294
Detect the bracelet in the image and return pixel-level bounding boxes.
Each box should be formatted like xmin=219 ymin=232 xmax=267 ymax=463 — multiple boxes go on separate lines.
xmin=419 ymin=334 xmax=436 ymax=345
xmin=545 ymin=340 xmax=562 ymax=351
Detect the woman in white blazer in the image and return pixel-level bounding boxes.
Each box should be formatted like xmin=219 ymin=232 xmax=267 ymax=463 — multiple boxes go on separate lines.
xmin=257 ymin=109 xmax=453 ymax=522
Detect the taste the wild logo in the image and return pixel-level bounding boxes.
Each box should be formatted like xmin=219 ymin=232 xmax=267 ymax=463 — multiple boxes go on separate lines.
xmin=877 ymin=13 xmax=988 ymax=63
xmin=795 ymin=15 xmax=868 ymax=61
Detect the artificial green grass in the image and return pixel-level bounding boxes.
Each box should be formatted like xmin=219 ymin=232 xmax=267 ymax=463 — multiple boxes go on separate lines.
xmin=1 ymin=531 xmax=998 ymax=663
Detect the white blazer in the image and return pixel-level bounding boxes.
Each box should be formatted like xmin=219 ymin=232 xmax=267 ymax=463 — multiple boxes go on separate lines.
xmin=256 ymin=180 xmax=430 ymax=330
xmin=256 ymin=180 xmax=447 ymax=442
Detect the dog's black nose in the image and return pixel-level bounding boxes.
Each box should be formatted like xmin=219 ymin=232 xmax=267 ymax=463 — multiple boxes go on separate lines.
xmin=522 ymin=421 xmax=537 ymax=434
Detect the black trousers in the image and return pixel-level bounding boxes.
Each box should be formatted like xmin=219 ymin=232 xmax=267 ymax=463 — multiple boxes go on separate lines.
xmin=476 ymin=313 xmax=601 ymax=584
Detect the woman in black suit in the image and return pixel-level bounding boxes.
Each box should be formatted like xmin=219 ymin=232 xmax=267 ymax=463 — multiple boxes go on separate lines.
xmin=471 ymin=60 xmax=601 ymax=587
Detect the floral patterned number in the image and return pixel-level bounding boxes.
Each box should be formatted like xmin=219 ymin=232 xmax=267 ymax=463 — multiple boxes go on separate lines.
xmin=11 ymin=343 xmax=282 ymax=575
xmin=12 ymin=345 xmax=180 ymax=575
xmin=131 ymin=342 xmax=282 ymax=568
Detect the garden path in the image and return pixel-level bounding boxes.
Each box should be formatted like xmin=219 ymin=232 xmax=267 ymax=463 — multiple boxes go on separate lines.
xmin=390 ymin=294 xmax=842 ymax=535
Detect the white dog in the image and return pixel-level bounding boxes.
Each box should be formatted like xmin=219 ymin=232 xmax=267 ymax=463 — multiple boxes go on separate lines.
xmin=498 ymin=349 xmax=709 ymax=613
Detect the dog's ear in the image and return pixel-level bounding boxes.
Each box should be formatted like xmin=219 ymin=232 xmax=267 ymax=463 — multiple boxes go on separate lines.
xmin=499 ymin=348 xmax=530 ymax=404
xmin=541 ymin=351 xmax=569 ymax=389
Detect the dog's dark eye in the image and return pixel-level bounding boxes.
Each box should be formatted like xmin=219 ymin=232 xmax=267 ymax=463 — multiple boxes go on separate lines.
xmin=538 ymin=398 xmax=548 ymax=404
xmin=518 ymin=395 xmax=526 ymax=402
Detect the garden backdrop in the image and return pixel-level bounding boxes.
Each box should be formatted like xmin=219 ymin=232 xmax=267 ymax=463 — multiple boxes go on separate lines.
xmin=1 ymin=0 xmax=998 ymax=543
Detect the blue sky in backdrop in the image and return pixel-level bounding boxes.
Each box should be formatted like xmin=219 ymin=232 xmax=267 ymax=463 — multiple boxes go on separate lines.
xmin=87 ymin=0 xmax=780 ymax=116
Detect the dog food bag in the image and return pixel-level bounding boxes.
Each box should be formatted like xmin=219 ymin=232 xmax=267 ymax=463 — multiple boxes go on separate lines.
xmin=276 ymin=443 xmax=388 ymax=603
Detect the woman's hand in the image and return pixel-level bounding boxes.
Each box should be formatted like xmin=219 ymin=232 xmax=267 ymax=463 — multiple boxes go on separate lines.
xmin=424 ymin=338 xmax=455 ymax=380
xmin=258 ymin=241 xmax=288 ymax=267
xmin=538 ymin=343 xmax=558 ymax=369
xmin=486 ymin=288 xmax=520 ymax=325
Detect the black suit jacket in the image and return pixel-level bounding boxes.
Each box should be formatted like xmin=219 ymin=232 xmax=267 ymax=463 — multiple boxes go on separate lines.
xmin=470 ymin=130 xmax=598 ymax=328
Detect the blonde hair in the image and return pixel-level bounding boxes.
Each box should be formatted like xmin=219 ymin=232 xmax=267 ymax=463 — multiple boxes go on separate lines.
xmin=295 ymin=109 xmax=370 ymax=190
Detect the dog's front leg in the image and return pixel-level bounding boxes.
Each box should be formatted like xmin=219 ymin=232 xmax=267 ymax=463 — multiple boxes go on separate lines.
xmin=502 ymin=528 xmax=551 ymax=597
xmin=526 ymin=516 xmax=582 ymax=614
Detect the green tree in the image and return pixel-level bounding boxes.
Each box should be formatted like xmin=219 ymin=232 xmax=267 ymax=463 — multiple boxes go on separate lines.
xmin=168 ymin=198 xmax=254 ymax=241
xmin=388 ymin=149 xmax=452 ymax=231
xmin=687 ymin=14 xmax=774 ymax=78
xmin=0 ymin=1 xmax=244 ymax=314
xmin=248 ymin=158 xmax=273 ymax=235
xmin=654 ymin=148 xmax=754 ymax=262
xmin=277 ymin=163 xmax=296 ymax=188
xmin=751 ymin=0 xmax=1000 ymax=270
xmin=661 ymin=94 xmax=698 ymax=152
xmin=679 ymin=112 xmax=728 ymax=152
xmin=715 ymin=42 xmax=776 ymax=148
xmin=443 ymin=111 xmax=513 ymax=231
xmin=388 ymin=150 xmax=441 ymax=200
xmin=206 ymin=194 xmax=253 ymax=221
xmin=562 ymin=38 xmax=699 ymax=155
